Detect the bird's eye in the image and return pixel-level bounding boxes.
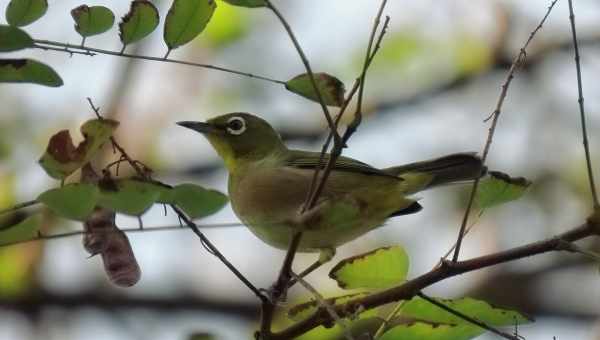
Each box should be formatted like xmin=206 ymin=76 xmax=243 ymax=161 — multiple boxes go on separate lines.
xmin=226 ymin=117 xmax=247 ymax=135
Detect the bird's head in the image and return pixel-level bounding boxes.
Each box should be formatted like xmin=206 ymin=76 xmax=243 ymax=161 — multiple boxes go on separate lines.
xmin=177 ymin=112 xmax=286 ymax=171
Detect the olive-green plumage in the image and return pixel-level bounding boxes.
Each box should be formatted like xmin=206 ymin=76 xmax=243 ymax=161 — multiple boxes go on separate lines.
xmin=178 ymin=113 xmax=485 ymax=253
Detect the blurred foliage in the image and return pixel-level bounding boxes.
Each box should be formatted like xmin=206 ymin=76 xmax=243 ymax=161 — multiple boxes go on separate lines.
xmin=204 ymin=1 xmax=250 ymax=47
xmin=451 ymin=34 xmax=494 ymax=76
xmin=0 ymin=174 xmax=39 ymax=298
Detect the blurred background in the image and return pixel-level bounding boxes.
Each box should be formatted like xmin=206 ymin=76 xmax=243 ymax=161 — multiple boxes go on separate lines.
xmin=1 ymin=0 xmax=600 ymax=339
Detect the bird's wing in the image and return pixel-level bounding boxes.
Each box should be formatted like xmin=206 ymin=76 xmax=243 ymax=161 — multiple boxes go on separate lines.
xmin=284 ymin=151 xmax=400 ymax=179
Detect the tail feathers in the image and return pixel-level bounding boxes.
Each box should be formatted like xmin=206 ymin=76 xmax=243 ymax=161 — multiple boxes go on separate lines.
xmin=385 ymin=153 xmax=486 ymax=188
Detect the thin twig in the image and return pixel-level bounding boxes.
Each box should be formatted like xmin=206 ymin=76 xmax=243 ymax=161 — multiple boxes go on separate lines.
xmin=451 ymin=0 xmax=559 ymax=262
xmin=263 ymin=0 xmax=341 ymax=148
xmin=0 ymin=200 xmax=40 ymax=216
xmin=33 ymin=44 xmax=96 ymax=56
xmin=373 ymin=299 xmax=404 ymax=339
xmin=0 ymin=223 xmax=243 ymax=248
xmin=291 ymin=272 xmax=355 ymax=340
xmin=567 ymin=0 xmax=599 ymax=209
xmin=303 ymin=15 xmax=391 ymax=209
xmin=416 ymin=292 xmax=523 ymax=340
xmin=441 ymin=211 xmax=483 ymax=262
xmin=33 ymin=39 xmax=286 ymax=85
xmin=304 ymin=14 xmax=390 ymax=210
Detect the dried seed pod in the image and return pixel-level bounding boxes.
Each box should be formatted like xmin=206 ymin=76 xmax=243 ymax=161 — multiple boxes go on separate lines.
xmin=80 ymin=164 xmax=141 ymax=287
xmin=82 ymin=207 xmax=113 ymax=255
xmin=101 ymin=227 xmax=141 ymax=287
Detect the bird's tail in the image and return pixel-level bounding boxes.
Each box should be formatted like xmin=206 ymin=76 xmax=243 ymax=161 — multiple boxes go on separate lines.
xmin=384 ymin=153 xmax=486 ymax=192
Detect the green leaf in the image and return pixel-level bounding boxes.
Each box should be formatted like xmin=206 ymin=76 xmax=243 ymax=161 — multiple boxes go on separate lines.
xmin=38 ymin=119 xmax=119 ymax=180
xmin=119 ymin=0 xmax=159 ymax=46
xmin=0 ymin=214 xmax=41 ymax=244
xmin=38 ymin=183 xmax=99 ymax=220
xmin=0 ymin=59 xmax=62 ymax=87
xmin=0 ymin=25 xmax=33 ymax=52
xmin=285 ymin=72 xmax=345 ymax=107
xmin=5 ymin=0 xmax=48 ymax=27
xmin=329 ymin=246 xmax=409 ymax=290
xmin=379 ymin=321 xmax=483 ymax=340
xmin=98 ymin=179 xmax=162 ymax=215
xmin=71 ymin=5 xmax=115 ymax=38
xmin=164 ymin=0 xmax=216 ymax=50
xmin=162 ymin=183 xmax=228 ymax=219
xmin=221 ymin=0 xmax=266 ymax=8
xmin=400 ymin=296 xmax=532 ymax=326
xmin=475 ymin=171 xmax=531 ymax=209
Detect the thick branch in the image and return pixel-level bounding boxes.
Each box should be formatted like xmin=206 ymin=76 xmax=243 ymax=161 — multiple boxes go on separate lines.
xmin=270 ymin=220 xmax=598 ymax=339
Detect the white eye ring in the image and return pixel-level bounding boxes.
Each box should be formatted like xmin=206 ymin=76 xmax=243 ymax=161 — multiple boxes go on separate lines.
xmin=226 ymin=116 xmax=247 ymax=135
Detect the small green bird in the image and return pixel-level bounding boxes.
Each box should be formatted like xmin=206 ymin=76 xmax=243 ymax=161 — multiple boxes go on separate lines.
xmin=178 ymin=113 xmax=485 ymax=263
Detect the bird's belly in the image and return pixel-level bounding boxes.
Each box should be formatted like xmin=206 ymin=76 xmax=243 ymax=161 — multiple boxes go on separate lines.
xmin=241 ymin=218 xmax=383 ymax=252
xmin=229 ymin=166 xmax=410 ymax=252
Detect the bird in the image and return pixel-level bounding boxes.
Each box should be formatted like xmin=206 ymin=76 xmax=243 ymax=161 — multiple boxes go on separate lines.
xmin=178 ymin=112 xmax=485 ymax=270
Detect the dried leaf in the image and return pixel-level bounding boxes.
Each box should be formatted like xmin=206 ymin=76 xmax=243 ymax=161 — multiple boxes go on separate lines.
xmin=38 ymin=118 xmax=118 ymax=180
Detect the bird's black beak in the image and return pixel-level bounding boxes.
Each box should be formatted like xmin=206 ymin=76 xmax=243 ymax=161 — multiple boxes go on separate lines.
xmin=176 ymin=121 xmax=220 ymax=134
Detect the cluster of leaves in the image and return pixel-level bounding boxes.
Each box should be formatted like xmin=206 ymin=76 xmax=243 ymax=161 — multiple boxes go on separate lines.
xmin=1 ymin=118 xmax=228 ymax=286
xmin=0 ymin=0 xmax=349 ymax=109
xmin=274 ymin=173 xmax=531 ymax=340
xmin=1 ymin=0 xmax=61 ymax=86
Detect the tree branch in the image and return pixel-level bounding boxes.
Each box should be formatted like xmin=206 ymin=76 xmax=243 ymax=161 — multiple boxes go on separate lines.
xmin=270 ymin=218 xmax=599 ymax=339
xmin=33 ymin=39 xmax=286 ymax=85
